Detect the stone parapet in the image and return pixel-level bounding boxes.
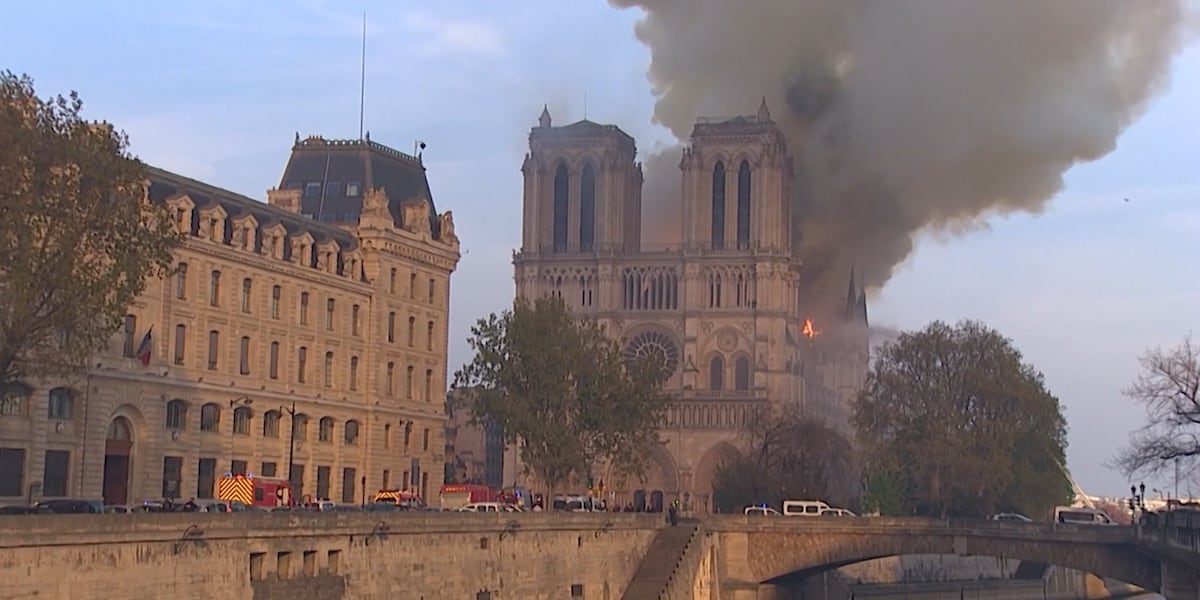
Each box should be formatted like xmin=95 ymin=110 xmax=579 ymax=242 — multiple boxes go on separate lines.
xmin=0 ymin=513 xmax=661 ymax=600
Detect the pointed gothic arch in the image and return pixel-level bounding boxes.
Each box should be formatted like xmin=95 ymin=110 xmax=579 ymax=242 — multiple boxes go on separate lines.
xmin=579 ymin=161 xmax=596 ymax=251
xmin=711 ymin=161 xmax=726 ymax=249
xmin=737 ymin=160 xmax=751 ymax=247
xmin=552 ymin=163 xmax=569 ymax=252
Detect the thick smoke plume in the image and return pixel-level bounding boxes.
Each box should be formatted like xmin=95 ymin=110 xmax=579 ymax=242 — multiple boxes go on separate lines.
xmin=613 ymin=0 xmax=1190 ymax=303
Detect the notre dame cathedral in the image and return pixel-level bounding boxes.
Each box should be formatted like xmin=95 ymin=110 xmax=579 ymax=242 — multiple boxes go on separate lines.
xmin=511 ymin=100 xmax=868 ymax=513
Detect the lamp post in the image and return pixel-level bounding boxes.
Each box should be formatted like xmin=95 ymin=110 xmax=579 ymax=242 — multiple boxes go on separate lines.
xmin=228 ymin=397 xmax=253 ymax=475
xmin=280 ymin=399 xmax=297 ymax=493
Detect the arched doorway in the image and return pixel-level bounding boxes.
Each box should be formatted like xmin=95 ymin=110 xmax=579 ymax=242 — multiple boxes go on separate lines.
xmin=103 ymin=417 xmax=133 ymax=505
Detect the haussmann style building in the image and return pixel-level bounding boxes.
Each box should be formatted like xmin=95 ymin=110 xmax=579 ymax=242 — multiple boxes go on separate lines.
xmin=511 ymin=102 xmax=868 ymax=513
xmin=0 ymin=134 xmax=460 ymax=508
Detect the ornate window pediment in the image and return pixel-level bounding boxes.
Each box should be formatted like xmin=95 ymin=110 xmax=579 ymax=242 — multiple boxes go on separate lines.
xmin=260 ymin=223 xmax=286 ymax=260
xmin=316 ymin=239 xmax=340 ymax=273
xmin=343 ymin=249 xmax=364 ymax=281
xmin=197 ymin=204 xmax=228 ymax=244
xmin=164 ymin=194 xmax=195 ymax=235
xmin=231 ymin=214 xmax=259 ymax=252
xmin=289 ymin=231 xmax=315 ymax=267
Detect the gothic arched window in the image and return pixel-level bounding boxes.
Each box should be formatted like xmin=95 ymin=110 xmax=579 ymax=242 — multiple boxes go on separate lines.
xmin=711 ymin=162 xmax=726 ymax=249
xmin=552 ymin=164 xmax=569 ymax=252
xmin=737 ymin=160 xmax=751 ymax=247
xmin=709 ymin=355 xmax=725 ymax=391
xmin=580 ymin=163 xmax=596 ymax=252
xmin=734 ymin=356 xmax=751 ymax=391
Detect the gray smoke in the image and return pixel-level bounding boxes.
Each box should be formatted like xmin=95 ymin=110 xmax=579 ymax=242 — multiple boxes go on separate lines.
xmin=613 ymin=0 xmax=1191 ymax=302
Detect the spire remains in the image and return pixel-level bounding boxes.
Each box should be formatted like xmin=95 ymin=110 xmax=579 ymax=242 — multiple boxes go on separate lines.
xmin=756 ymin=96 xmax=771 ymax=120
xmin=538 ymin=104 xmax=552 ymax=128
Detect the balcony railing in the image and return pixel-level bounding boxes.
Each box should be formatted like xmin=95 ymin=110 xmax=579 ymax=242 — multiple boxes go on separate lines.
xmin=513 ymin=241 xmax=790 ymax=260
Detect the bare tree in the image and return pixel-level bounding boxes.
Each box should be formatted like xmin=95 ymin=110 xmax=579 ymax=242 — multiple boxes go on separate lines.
xmin=1118 ymin=335 xmax=1200 ymax=478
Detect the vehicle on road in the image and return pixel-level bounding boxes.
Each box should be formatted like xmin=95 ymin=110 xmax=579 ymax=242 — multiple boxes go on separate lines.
xmin=991 ymin=512 xmax=1033 ymax=523
xmin=1054 ymin=506 xmax=1116 ymax=525
xmin=819 ymin=508 xmax=857 ymax=517
xmin=782 ymin=500 xmax=830 ymax=517
xmin=744 ymin=506 xmax=780 ymax=516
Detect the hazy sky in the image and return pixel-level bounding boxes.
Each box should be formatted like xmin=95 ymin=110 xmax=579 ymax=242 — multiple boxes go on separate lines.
xmin=3 ymin=1 xmax=1197 ymax=498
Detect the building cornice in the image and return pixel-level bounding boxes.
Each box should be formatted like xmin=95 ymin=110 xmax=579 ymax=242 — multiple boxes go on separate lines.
xmin=178 ymin=238 xmax=373 ymax=296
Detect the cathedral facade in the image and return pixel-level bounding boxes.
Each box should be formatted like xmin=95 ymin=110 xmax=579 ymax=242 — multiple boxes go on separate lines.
xmin=512 ymin=102 xmax=867 ymax=513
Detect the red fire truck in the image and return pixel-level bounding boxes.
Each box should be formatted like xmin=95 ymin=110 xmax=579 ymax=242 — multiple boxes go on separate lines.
xmin=216 ymin=474 xmax=294 ymax=508
xmin=438 ymin=484 xmax=497 ymax=510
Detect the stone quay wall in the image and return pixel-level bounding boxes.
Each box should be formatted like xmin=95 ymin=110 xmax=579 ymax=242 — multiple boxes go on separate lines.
xmin=0 ymin=512 xmax=662 ymax=600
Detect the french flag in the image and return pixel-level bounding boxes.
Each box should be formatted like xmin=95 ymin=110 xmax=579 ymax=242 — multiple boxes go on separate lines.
xmin=134 ymin=327 xmax=154 ymax=366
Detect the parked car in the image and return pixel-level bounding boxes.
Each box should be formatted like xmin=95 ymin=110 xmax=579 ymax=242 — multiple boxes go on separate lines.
xmin=819 ymin=508 xmax=857 ymax=517
xmin=744 ymin=506 xmax=780 ymax=516
xmin=991 ymin=512 xmax=1033 ymax=523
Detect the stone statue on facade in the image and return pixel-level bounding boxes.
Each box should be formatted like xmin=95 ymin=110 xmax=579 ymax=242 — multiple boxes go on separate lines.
xmin=440 ymin=211 xmax=457 ymax=244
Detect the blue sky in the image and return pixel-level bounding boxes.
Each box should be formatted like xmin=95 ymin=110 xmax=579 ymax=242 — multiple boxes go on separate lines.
xmin=3 ymin=0 xmax=1197 ymax=497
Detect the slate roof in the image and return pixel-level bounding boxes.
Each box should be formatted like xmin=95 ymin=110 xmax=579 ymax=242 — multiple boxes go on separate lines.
xmin=145 ymin=165 xmax=358 ymax=252
xmin=277 ymin=135 xmax=441 ymax=238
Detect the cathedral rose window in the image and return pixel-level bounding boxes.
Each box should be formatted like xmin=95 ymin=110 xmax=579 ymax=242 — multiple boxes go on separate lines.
xmin=622 ymin=330 xmax=680 ymax=384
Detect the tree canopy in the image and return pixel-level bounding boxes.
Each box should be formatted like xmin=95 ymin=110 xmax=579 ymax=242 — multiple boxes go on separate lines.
xmin=1116 ymin=334 xmax=1200 ymax=478
xmin=0 ymin=72 xmax=180 ymax=392
xmin=853 ymin=320 xmax=1070 ymax=518
xmin=711 ymin=411 xmax=858 ymax=513
xmin=453 ymin=295 xmax=669 ymax=490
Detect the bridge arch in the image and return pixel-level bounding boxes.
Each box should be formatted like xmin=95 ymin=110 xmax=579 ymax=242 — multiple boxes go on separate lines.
xmin=713 ymin=519 xmax=1162 ymax=592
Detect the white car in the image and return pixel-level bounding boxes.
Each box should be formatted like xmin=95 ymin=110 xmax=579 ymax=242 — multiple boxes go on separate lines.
xmin=991 ymin=512 xmax=1033 ymax=523
xmin=744 ymin=506 xmax=780 ymax=516
xmin=819 ymin=508 xmax=857 ymax=517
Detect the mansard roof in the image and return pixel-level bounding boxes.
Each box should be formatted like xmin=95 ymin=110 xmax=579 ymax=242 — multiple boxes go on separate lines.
xmin=145 ymin=165 xmax=358 ymax=251
xmin=277 ymin=134 xmax=441 ymax=238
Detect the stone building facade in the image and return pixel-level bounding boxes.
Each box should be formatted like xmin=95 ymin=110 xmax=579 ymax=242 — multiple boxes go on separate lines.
xmin=511 ymin=103 xmax=868 ymax=512
xmin=0 ymin=135 xmax=459 ymax=507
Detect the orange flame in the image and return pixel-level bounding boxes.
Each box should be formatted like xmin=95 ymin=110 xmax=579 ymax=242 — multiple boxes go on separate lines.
xmin=801 ymin=318 xmax=821 ymax=339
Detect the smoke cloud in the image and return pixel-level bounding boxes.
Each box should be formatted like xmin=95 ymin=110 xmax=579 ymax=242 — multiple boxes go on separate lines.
xmin=612 ymin=0 xmax=1191 ymax=301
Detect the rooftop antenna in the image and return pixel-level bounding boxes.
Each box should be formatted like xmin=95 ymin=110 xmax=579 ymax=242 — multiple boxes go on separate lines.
xmin=358 ymin=11 xmax=367 ymax=140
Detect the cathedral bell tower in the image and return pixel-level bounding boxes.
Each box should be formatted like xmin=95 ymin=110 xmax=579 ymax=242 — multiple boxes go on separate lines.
xmin=519 ymin=106 xmax=642 ymax=255
xmin=679 ymin=98 xmax=792 ymax=253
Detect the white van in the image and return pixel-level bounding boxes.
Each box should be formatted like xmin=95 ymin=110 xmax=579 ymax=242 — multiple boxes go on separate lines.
xmin=782 ymin=500 xmax=830 ymax=517
xmin=1054 ymin=506 xmax=1115 ymax=525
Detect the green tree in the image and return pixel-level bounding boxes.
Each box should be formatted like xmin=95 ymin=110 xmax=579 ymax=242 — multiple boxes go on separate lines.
xmin=1116 ymin=335 xmax=1200 ymax=478
xmin=0 ymin=72 xmax=180 ymax=393
xmin=860 ymin=469 xmax=908 ymax=516
xmin=853 ymin=320 xmax=1070 ymax=518
xmin=712 ymin=411 xmax=858 ymax=513
xmin=454 ymin=295 xmax=668 ymax=490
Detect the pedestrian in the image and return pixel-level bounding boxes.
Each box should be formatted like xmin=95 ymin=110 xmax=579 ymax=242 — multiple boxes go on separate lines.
xmin=668 ymin=504 xmax=678 ymax=527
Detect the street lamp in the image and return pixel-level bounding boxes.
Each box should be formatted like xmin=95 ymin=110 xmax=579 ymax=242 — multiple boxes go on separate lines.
xmin=280 ymin=399 xmax=298 ymax=494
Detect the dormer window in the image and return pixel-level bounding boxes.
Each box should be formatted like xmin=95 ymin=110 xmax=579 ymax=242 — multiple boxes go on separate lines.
xmin=232 ymin=215 xmax=259 ymax=252
xmin=304 ymin=183 xmax=321 ymax=198
xmin=290 ymin=232 xmax=315 ymax=267
xmin=164 ymin=194 xmax=195 ymax=235
xmin=317 ymin=240 xmax=340 ymax=274
xmin=346 ymin=182 xmax=361 ymax=197
xmin=326 ymin=182 xmax=341 ymax=198
xmin=261 ymin=224 xmax=286 ymax=260
xmin=198 ymin=205 xmax=228 ymax=244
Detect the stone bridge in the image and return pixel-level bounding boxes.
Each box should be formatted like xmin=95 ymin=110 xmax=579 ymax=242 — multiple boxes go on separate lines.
xmin=2 ymin=512 xmax=1200 ymax=599
xmin=706 ymin=517 xmax=1152 ymax=598
xmin=697 ymin=515 xmax=1200 ymax=599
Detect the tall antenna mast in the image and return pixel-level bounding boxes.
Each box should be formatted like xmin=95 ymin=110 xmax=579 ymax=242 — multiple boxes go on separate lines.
xmin=358 ymin=11 xmax=367 ymax=140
